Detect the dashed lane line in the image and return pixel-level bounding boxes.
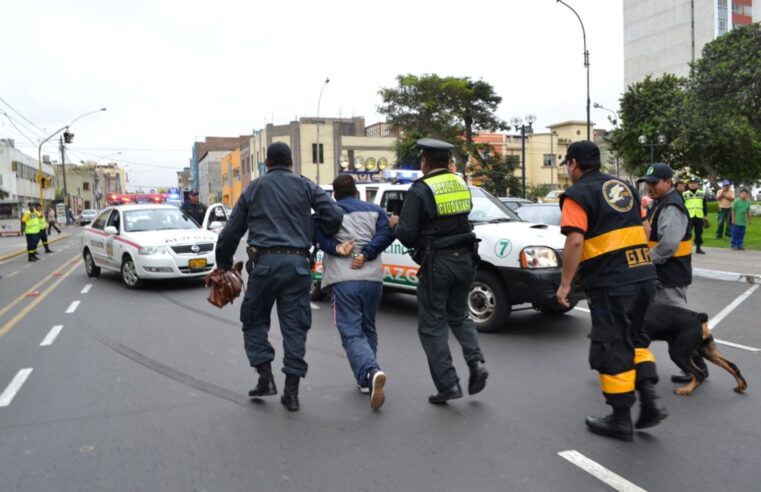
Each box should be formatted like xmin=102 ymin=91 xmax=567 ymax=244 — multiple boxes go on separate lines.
xmin=65 ymin=301 xmax=80 ymax=314
xmin=709 ymin=284 xmax=759 ymax=330
xmin=0 ymin=368 xmax=33 ymax=407
xmin=559 ymin=450 xmax=647 ymax=492
xmin=573 ymin=306 xmax=590 ymax=313
xmin=40 ymin=325 xmax=64 ymax=347
xmin=714 ymin=339 xmax=761 ymax=353
xmin=81 ymin=284 xmax=92 ymax=294
xmin=0 ymin=259 xmax=82 ymax=339
xmin=6 ymin=271 xmax=18 ymax=278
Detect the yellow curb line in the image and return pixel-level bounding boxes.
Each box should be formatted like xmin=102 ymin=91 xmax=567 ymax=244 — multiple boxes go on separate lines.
xmin=0 ymin=233 xmax=74 ymax=262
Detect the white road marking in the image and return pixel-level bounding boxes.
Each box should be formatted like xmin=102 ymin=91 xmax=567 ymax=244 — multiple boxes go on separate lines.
xmin=65 ymin=301 xmax=81 ymax=314
xmin=310 ymin=303 xmax=320 ymax=310
xmin=574 ymin=306 xmax=590 ymax=313
xmin=714 ymin=338 xmax=761 ymax=353
xmin=40 ymin=325 xmax=64 ymax=346
xmin=559 ymin=450 xmax=646 ymax=492
xmin=709 ymin=284 xmax=759 ymax=330
xmin=81 ymin=284 xmax=92 ymax=294
xmin=0 ymin=368 xmax=34 ymax=407
xmin=7 ymin=271 xmax=18 ymax=278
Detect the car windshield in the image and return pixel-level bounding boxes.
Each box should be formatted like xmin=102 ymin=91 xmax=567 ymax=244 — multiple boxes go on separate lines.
xmin=469 ymin=188 xmax=521 ymax=223
xmin=124 ymin=208 xmax=199 ymax=232
xmin=515 ymin=204 xmax=562 ymax=226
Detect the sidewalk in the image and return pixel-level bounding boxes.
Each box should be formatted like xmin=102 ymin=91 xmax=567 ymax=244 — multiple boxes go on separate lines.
xmin=0 ymin=228 xmax=74 ymax=261
xmin=692 ymin=246 xmax=761 ymax=284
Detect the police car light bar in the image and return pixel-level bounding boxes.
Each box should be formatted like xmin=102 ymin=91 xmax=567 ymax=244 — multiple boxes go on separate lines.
xmin=383 ymin=169 xmax=422 ymax=183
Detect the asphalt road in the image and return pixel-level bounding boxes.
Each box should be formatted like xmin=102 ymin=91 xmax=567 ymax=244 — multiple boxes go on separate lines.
xmin=0 ymin=233 xmax=759 ymax=491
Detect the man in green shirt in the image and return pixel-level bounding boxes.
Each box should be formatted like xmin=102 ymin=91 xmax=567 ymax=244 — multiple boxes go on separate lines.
xmin=731 ymin=189 xmax=752 ymax=250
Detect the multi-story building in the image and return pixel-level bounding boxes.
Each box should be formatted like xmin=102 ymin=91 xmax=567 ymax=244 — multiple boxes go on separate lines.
xmin=197 ymin=150 xmax=228 ymax=205
xmin=220 ymin=147 xmax=243 ymax=206
xmin=54 ymin=164 xmax=100 ymax=213
xmin=0 ymin=139 xmax=55 ymax=205
xmin=624 ymin=0 xmax=757 ymax=87
xmin=176 ymin=167 xmax=192 ymax=191
xmin=190 ymin=136 xmax=248 ymax=190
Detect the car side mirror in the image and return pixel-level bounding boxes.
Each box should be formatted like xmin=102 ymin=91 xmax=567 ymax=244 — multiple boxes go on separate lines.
xmin=104 ymin=226 xmax=118 ymax=235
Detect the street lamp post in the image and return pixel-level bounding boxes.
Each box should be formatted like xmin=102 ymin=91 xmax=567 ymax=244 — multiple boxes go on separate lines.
xmin=593 ymin=102 xmax=621 ymax=177
xmin=557 ymin=0 xmax=590 ymax=140
xmin=638 ymin=134 xmax=667 ymax=163
xmin=510 ymin=115 xmax=537 ymax=199
xmin=315 ymin=77 xmax=330 ymax=185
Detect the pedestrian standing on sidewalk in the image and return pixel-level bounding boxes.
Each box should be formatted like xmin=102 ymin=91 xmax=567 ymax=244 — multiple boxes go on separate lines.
xmin=313 ymin=174 xmax=395 ymax=410
xmin=716 ymin=180 xmax=734 ymax=239
xmin=47 ymin=206 xmax=61 ymax=235
xmin=731 ymin=188 xmax=752 ymax=251
xmin=214 ymin=142 xmax=342 ymax=412
xmin=21 ymin=203 xmax=40 ymax=262
xmin=557 ymin=141 xmax=666 ymax=442
xmin=683 ymin=177 xmax=708 ymax=254
xmin=389 ymin=138 xmax=488 ymax=405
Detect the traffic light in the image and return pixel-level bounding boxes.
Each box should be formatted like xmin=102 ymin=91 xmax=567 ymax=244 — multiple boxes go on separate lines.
xmin=45 ymin=176 xmax=53 ymax=189
xmin=63 ymin=131 xmax=74 ymax=144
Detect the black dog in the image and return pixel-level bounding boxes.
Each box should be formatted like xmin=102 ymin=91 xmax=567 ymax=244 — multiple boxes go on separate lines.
xmin=644 ymin=304 xmax=748 ymax=396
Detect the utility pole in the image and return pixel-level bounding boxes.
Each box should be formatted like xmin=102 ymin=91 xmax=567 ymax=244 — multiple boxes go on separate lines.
xmin=59 ymin=136 xmax=71 ymax=223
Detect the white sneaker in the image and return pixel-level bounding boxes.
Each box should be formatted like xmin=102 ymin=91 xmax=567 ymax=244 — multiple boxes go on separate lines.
xmin=369 ymin=371 xmax=386 ymax=411
xmin=357 ymin=385 xmax=370 ymax=395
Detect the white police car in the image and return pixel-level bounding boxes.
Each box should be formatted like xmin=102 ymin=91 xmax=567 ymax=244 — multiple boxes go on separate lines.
xmin=81 ymin=203 xmax=228 ymax=288
xmin=313 ymin=176 xmax=582 ymax=332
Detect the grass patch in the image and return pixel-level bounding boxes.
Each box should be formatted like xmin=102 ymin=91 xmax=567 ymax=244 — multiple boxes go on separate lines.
xmin=702 ymin=201 xmax=761 ymax=251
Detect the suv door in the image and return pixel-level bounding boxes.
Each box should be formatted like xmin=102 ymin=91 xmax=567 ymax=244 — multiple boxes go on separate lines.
xmin=201 ymin=203 xmax=229 ymax=233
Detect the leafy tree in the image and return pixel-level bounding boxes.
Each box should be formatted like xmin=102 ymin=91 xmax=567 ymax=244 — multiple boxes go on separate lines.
xmin=470 ymin=145 xmax=521 ymax=197
xmin=377 ymin=74 xmax=505 ymax=169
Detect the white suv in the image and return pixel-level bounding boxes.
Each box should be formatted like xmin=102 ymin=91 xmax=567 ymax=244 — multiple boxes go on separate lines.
xmin=313 ymin=182 xmax=582 ymax=332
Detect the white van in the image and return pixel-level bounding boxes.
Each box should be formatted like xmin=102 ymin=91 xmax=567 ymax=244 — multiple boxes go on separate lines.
xmin=312 ymin=181 xmax=582 ymax=332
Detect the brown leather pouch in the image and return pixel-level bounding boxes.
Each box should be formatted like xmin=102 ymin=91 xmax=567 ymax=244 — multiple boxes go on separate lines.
xmin=205 ymin=261 xmax=244 ymax=308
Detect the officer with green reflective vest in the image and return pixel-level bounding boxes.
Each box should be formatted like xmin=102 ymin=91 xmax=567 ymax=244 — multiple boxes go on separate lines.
xmin=32 ymin=203 xmax=53 ymax=254
xmin=682 ymin=177 xmax=708 ymax=254
xmin=21 ymin=203 xmax=41 ymax=261
xmin=389 ymin=138 xmax=488 ymax=405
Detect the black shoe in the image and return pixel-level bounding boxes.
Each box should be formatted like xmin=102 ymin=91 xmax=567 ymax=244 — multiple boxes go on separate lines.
xmin=428 ymin=382 xmax=463 ymax=405
xmin=695 ymin=247 xmax=705 ymax=254
xmin=671 ymin=371 xmax=693 ymax=383
xmin=281 ymin=374 xmax=300 ymax=411
xmin=45 ymin=249 xmax=53 ymax=254
xmin=585 ymin=412 xmax=633 ymax=441
xmin=248 ymin=375 xmax=277 ymax=397
xmin=28 ymin=255 xmax=38 ymax=262
xmin=635 ymin=382 xmax=668 ymax=429
xmin=467 ymin=361 xmax=488 ymax=395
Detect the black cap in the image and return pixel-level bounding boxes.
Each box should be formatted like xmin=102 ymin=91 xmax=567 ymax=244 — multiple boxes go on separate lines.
xmin=266 ymin=142 xmax=292 ymax=166
xmin=689 ymin=176 xmax=700 ymax=183
xmin=560 ymin=141 xmax=601 ymax=168
xmin=417 ymin=138 xmax=454 ymax=153
xmin=189 ymin=189 xmax=199 ymax=195
xmin=637 ymin=163 xmax=674 ymax=184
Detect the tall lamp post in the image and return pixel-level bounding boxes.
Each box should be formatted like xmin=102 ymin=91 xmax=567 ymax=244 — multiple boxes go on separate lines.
xmin=638 ymin=134 xmax=667 ymax=164
xmin=315 ymin=77 xmax=330 ymax=185
xmin=557 ymin=0 xmax=590 ymax=140
xmin=38 ymin=108 xmax=106 ymax=210
xmin=510 ymin=115 xmax=537 ymax=198
xmin=593 ymin=102 xmax=621 ymax=177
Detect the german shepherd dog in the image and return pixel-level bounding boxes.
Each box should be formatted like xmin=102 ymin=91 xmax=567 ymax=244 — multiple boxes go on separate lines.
xmin=644 ymin=304 xmax=748 ymax=396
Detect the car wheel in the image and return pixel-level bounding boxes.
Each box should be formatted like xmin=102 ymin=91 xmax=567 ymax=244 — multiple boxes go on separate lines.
xmin=121 ymin=255 xmax=143 ymax=289
xmin=83 ymin=249 xmax=101 ymax=278
xmin=534 ymin=300 xmax=577 ymax=315
xmin=468 ymin=270 xmax=511 ymax=332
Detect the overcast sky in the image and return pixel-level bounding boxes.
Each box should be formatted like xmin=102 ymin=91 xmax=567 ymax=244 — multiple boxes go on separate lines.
xmin=1 ymin=0 xmax=624 ymax=188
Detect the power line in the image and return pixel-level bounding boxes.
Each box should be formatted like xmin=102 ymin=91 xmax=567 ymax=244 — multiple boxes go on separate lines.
xmin=0 ymin=96 xmax=46 ymax=134
xmin=1 ymin=112 xmax=39 ymax=148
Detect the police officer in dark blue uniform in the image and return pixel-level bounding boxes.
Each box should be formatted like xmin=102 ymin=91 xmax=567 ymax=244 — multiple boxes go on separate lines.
xmin=215 ymin=142 xmax=342 ymax=411
xmin=181 ymin=189 xmax=207 ymax=225
xmin=390 ymin=138 xmax=488 ymax=404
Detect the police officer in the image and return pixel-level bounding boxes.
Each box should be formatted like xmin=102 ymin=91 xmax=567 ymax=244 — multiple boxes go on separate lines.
xmin=388 ymin=138 xmax=488 ymax=404
xmin=214 ymin=142 xmax=342 ymax=411
xmin=683 ymin=177 xmax=708 ymax=254
xmin=33 ymin=203 xmax=53 ymax=254
xmin=21 ymin=203 xmax=41 ymax=262
xmin=556 ymin=141 xmax=666 ymax=441
xmin=181 ymin=189 xmax=207 ymax=225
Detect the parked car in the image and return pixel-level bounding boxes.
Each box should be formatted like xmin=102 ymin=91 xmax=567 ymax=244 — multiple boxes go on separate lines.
xmin=543 ymin=190 xmax=563 ymax=203
xmin=77 ymin=209 xmax=98 ymax=225
xmin=514 ymin=203 xmax=562 ymax=226
xmin=498 ymin=196 xmax=532 ymax=212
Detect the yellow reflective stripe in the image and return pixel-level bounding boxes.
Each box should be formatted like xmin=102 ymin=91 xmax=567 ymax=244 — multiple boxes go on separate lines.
xmin=634 ymin=348 xmax=656 ymax=365
xmin=648 ymin=240 xmax=692 ymax=257
xmin=599 ymin=370 xmax=636 ymax=394
xmin=582 ymin=226 xmax=648 ymax=261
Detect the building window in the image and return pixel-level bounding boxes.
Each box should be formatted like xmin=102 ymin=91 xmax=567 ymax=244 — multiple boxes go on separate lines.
xmin=718 ymin=19 xmax=728 ymax=33
xmin=83 ymin=182 xmax=90 ymax=191
xmin=312 ymin=143 xmax=324 ymax=164
xmin=543 ymin=154 xmax=555 ymax=167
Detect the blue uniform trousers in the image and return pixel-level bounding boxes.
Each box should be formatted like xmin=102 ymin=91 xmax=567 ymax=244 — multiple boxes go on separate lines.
xmin=240 ymin=254 xmax=312 ymax=377
xmin=331 ymin=281 xmax=383 ymax=387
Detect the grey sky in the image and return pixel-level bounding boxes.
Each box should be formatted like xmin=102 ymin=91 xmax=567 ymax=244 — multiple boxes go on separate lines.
xmin=1 ymin=0 xmax=624 ymax=188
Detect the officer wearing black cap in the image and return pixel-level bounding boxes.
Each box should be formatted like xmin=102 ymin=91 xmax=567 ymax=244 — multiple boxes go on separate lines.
xmin=181 ymin=189 xmax=207 ymax=226
xmin=389 ymin=137 xmax=488 ymax=404
xmin=683 ymin=176 xmax=708 ymax=254
xmin=557 ymin=141 xmax=666 ymax=441
xmin=215 ymin=142 xmax=342 ymax=411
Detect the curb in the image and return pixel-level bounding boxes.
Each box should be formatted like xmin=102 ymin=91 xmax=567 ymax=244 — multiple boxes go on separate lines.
xmin=0 ymin=233 xmax=74 ymax=263
xmin=694 ymin=268 xmax=761 ymax=285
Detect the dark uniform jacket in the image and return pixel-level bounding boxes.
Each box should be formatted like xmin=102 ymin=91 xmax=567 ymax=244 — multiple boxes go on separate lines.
xmin=649 ymin=189 xmax=692 ymax=287
xmin=181 ymin=201 xmax=207 ymax=226
xmin=560 ymin=170 xmax=656 ymax=289
xmin=215 ymin=166 xmax=342 ymax=270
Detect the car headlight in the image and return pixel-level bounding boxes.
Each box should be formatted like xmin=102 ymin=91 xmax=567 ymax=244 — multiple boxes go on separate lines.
xmin=138 ymin=246 xmax=168 ymax=255
xmin=520 ymin=246 xmax=559 ymax=268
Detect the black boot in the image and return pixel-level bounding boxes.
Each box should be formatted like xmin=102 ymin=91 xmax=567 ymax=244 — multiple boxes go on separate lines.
xmin=45 ymin=248 xmax=53 ymax=253
xmin=585 ymin=407 xmax=634 ymax=441
xmin=696 ymin=247 xmax=705 ymax=254
xmin=467 ymin=360 xmax=488 ymax=395
xmin=428 ymin=382 xmax=463 ymax=404
xmin=635 ymin=382 xmax=668 ymax=429
xmin=248 ymin=362 xmax=277 ymax=397
xmin=28 ymin=254 xmax=38 ymax=262
xmin=281 ymin=374 xmax=300 ymax=411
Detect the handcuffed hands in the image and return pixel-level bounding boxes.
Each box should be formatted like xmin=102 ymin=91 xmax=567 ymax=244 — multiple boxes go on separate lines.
xmin=351 ymin=254 xmax=365 ymax=269
xmin=336 ymin=239 xmax=355 ymax=257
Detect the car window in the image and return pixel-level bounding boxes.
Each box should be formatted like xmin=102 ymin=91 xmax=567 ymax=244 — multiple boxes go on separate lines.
xmin=365 ymin=187 xmax=379 ymax=203
xmin=515 ymin=205 xmax=562 ymax=225
xmin=470 ymin=188 xmax=521 ymax=222
xmin=124 ymin=208 xmax=199 ymax=232
xmin=91 ymin=210 xmax=111 ymax=230
xmin=380 ymin=190 xmax=405 ymax=215
xmin=106 ymin=210 xmax=121 ymax=232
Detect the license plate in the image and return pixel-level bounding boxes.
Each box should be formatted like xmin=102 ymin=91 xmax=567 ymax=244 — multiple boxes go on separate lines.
xmin=188 ymin=258 xmax=207 ymax=271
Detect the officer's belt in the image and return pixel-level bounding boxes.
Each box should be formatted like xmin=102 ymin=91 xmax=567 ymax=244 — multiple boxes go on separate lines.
xmin=434 ymin=247 xmax=471 ymax=256
xmin=255 ymin=247 xmax=310 ymax=257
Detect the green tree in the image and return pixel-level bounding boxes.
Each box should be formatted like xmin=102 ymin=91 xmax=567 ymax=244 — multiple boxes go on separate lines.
xmin=377 ymin=74 xmax=505 ymax=168
xmin=470 ymin=146 xmax=521 ymax=197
